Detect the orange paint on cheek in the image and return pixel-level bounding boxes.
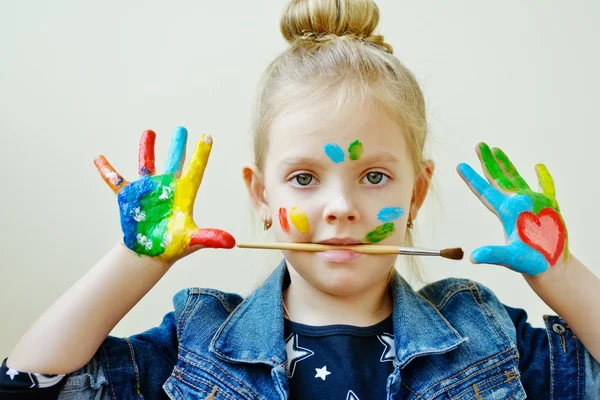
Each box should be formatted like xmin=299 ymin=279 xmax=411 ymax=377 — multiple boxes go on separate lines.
xmin=278 ymin=207 xmax=291 ymax=233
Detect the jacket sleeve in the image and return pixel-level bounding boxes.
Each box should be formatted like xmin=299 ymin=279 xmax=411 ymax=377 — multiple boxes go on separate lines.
xmin=504 ymin=304 xmax=600 ymax=398
xmin=0 ymin=289 xmax=191 ymax=400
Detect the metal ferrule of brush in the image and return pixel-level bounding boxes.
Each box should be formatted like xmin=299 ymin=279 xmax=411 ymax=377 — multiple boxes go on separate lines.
xmin=397 ymin=247 xmax=440 ymax=256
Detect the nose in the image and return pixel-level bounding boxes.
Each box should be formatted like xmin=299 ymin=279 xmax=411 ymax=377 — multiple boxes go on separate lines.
xmin=323 ymin=195 xmax=360 ymax=223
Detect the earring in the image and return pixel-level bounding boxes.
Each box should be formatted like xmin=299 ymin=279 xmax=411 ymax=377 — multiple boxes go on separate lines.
xmin=407 ymin=214 xmax=414 ymax=229
xmin=263 ymin=218 xmax=272 ymax=231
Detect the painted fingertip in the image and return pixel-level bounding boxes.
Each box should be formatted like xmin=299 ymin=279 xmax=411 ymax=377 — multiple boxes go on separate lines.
xmin=142 ymin=129 xmax=156 ymax=138
xmin=471 ymin=247 xmax=489 ymax=264
xmin=469 ymin=253 xmax=477 ymax=264
xmin=174 ymin=125 xmax=188 ymax=135
xmin=456 ymin=162 xmax=472 ymax=175
xmin=202 ymin=134 xmax=213 ymax=144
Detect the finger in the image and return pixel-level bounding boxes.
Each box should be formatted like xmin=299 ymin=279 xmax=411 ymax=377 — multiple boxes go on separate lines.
xmin=189 ymin=228 xmax=236 ymax=249
xmin=164 ymin=126 xmax=188 ymax=177
xmin=457 ymin=162 xmax=504 ymax=212
xmin=477 ymin=143 xmax=517 ymax=192
xmin=471 ymin=242 xmax=548 ymax=276
xmin=535 ymin=163 xmax=556 ymax=198
xmin=176 ymin=134 xmax=213 ymax=213
xmin=94 ymin=155 xmax=129 ymax=194
xmin=138 ymin=129 xmax=156 ymax=176
xmin=492 ymin=147 xmax=530 ymax=190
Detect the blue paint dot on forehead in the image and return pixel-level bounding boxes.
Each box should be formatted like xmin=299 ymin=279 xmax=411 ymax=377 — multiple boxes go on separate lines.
xmin=324 ymin=144 xmax=345 ymax=163
xmin=377 ymin=207 xmax=404 ymax=222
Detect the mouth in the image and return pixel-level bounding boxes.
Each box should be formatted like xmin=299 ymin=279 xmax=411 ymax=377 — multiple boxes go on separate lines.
xmin=316 ymin=237 xmax=365 ymax=246
xmin=314 ymin=238 xmax=366 ymax=263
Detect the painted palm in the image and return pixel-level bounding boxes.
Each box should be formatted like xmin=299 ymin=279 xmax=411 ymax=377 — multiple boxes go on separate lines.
xmin=94 ymin=127 xmax=235 ymax=260
xmin=458 ymin=143 xmax=568 ymax=276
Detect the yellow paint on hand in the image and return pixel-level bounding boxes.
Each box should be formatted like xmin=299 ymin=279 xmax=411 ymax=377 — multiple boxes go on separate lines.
xmin=290 ymin=206 xmax=310 ymax=234
xmin=162 ymin=134 xmax=212 ymax=259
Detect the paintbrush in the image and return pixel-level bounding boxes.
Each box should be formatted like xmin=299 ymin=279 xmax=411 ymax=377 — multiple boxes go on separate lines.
xmin=236 ymin=242 xmax=464 ymax=260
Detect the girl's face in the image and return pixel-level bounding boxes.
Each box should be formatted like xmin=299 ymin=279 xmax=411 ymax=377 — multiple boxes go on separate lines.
xmin=245 ymin=96 xmax=432 ymax=296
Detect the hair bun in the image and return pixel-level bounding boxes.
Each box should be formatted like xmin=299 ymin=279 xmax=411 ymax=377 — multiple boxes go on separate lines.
xmin=280 ymin=0 xmax=392 ymax=53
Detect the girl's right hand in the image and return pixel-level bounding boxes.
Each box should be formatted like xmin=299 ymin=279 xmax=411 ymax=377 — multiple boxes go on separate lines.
xmin=93 ymin=126 xmax=235 ymax=264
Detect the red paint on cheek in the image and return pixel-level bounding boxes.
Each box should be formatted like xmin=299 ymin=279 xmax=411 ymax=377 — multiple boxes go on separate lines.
xmin=279 ymin=207 xmax=291 ymax=233
xmin=189 ymin=228 xmax=236 ymax=249
xmin=517 ymin=208 xmax=566 ymax=266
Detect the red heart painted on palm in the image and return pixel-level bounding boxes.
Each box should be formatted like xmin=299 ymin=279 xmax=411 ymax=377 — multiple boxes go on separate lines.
xmin=516 ymin=208 xmax=566 ymax=265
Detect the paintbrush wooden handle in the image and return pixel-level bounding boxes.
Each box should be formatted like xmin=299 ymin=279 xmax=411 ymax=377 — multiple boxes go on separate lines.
xmin=236 ymin=242 xmax=402 ymax=254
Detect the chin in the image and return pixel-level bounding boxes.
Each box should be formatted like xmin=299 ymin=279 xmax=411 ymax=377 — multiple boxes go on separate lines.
xmin=285 ymin=252 xmax=394 ymax=296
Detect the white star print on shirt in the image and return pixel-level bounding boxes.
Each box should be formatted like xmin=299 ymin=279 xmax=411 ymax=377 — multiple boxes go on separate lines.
xmin=377 ymin=333 xmax=395 ymax=362
xmin=6 ymin=368 xmax=19 ymax=380
xmin=314 ymin=366 xmax=331 ymax=381
xmin=285 ymin=333 xmax=314 ymax=378
xmin=347 ymin=390 xmax=360 ymax=400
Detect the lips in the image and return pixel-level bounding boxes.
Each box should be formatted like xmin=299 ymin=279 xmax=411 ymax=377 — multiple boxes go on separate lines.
xmin=316 ymin=237 xmax=364 ymax=245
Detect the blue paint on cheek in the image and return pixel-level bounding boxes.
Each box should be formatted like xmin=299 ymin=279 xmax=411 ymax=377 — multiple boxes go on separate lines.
xmin=118 ymin=176 xmax=157 ymax=250
xmin=377 ymin=207 xmax=404 ymax=222
xmin=324 ymin=144 xmax=345 ymax=163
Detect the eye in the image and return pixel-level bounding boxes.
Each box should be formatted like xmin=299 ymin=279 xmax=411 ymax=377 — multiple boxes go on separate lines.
xmin=291 ymin=173 xmax=315 ymax=187
xmin=362 ymin=171 xmax=389 ymax=185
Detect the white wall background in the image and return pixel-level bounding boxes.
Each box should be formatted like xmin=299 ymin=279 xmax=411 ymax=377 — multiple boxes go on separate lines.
xmin=1 ymin=1 xmax=599 ymax=358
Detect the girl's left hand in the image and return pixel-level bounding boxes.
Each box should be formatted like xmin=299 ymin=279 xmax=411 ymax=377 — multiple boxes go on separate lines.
xmin=457 ymin=142 xmax=569 ymax=276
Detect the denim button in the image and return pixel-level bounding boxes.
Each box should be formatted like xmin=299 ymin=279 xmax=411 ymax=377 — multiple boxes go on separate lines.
xmin=552 ymin=323 xmax=566 ymax=334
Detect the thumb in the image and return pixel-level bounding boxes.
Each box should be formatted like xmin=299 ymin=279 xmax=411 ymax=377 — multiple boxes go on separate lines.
xmin=189 ymin=228 xmax=236 ymax=249
xmin=472 ymin=243 xmax=548 ymax=276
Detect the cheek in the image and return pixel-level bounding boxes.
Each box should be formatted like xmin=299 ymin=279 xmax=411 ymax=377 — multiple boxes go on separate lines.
xmin=363 ymin=206 xmax=407 ymax=244
xmin=275 ymin=205 xmax=317 ymax=237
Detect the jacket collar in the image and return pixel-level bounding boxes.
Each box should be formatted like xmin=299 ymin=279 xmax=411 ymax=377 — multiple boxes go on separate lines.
xmin=210 ymin=260 xmax=467 ymax=368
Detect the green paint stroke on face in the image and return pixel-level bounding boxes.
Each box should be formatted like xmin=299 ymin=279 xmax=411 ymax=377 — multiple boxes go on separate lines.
xmin=348 ymin=140 xmax=364 ymax=161
xmin=135 ymin=175 xmax=177 ymax=256
xmin=364 ymin=222 xmax=395 ymax=243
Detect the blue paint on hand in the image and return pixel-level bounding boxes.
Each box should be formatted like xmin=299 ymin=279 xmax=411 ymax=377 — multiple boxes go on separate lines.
xmin=377 ymin=207 xmax=404 ymax=222
xmin=472 ymin=241 xmax=549 ymax=276
xmin=118 ymin=176 xmax=157 ymax=249
xmin=164 ymin=126 xmax=188 ymax=174
xmin=324 ymin=144 xmax=345 ymax=163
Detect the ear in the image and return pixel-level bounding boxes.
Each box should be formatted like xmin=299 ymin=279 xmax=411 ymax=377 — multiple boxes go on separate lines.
xmin=409 ymin=160 xmax=435 ymax=223
xmin=242 ymin=163 xmax=271 ymax=222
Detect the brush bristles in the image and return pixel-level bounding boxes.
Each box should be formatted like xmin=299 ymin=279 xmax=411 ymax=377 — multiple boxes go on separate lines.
xmin=439 ymin=247 xmax=464 ymax=260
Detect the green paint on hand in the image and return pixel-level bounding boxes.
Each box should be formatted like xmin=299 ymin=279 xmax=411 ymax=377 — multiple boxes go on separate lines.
xmin=135 ymin=175 xmax=177 ymax=256
xmin=364 ymin=222 xmax=395 ymax=243
xmin=348 ymin=140 xmax=364 ymax=161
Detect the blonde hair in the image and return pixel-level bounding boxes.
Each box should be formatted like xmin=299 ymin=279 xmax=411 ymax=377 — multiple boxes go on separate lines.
xmin=251 ymin=0 xmax=429 ymax=282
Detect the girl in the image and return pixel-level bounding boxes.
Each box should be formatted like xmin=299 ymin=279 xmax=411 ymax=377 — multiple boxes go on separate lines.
xmin=2 ymin=0 xmax=600 ymax=398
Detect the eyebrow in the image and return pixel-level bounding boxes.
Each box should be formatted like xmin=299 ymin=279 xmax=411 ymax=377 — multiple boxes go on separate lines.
xmin=279 ymin=151 xmax=400 ymax=167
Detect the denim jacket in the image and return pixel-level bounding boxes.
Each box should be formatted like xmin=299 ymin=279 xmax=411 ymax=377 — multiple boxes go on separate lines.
xmin=55 ymin=260 xmax=600 ymax=399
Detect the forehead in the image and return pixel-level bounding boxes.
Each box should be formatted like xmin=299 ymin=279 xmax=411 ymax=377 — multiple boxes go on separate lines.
xmin=267 ymin=98 xmax=408 ymax=159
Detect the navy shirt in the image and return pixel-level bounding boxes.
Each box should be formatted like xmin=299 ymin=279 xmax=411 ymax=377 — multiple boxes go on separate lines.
xmin=284 ymin=315 xmax=395 ymax=400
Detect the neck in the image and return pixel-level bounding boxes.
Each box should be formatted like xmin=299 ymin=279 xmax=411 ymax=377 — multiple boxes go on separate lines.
xmin=283 ymin=263 xmax=393 ymax=327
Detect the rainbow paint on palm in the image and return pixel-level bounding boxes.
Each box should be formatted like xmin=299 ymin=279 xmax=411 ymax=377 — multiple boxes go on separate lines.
xmin=458 ymin=142 xmax=568 ymax=275
xmin=94 ymin=126 xmax=235 ymax=260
